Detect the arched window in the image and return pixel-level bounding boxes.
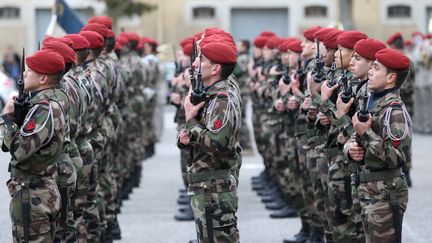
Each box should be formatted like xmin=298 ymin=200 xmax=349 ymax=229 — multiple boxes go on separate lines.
xmin=387 ymin=5 xmax=411 ymax=18
xmin=192 ymin=7 xmax=215 ymax=20
xmin=0 ymin=7 xmax=20 ymax=19
xmin=304 ymin=6 xmax=327 ymax=18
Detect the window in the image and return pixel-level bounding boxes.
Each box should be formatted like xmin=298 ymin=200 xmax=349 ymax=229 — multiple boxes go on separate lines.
xmin=304 ymin=6 xmax=327 ymax=18
xmin=387 ymin=5 xmax=411 ymax=18
xmin=193 ymin=7 xmax=215 ymax=20
xmin=0 ymin=7 xmax=20 ymax=19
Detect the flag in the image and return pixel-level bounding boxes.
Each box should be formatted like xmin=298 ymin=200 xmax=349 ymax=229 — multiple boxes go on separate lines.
xmin=54 ymin=0 xmax=84 ymax=34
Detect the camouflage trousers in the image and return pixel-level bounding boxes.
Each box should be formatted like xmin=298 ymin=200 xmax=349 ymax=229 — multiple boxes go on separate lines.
xmin=7 ymin=176 xmax=60 ymax=243
xmin=251 ymin=105 xmax=264 ymax=156
xmin=327 ymin=153 xmax=364 ymax=242
xmin=260 ymin=121 xmax=278 ymax=177
xmin=180 ymin=148 xmax=190 ymax=188
xmin=358 ymin=175 xmax=408 ymax=243
xmin=75 ymin=135 xmax=100 ymax=243
xmin=189 ymin=177 xmax=239 ymax=243
xmin=295 ymin=134 xmax=313 ymax=231
xmin=53 ymin=152 xmax=78 ymax=243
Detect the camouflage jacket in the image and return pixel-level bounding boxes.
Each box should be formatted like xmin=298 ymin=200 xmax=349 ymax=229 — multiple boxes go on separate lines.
xmin=70 ymin=65 xmax=94 ymax=136
xmin=182 ymin=79 xmax=242 ymax=174
xmin=344 ymin=89 xmax=412 ymax=171
xmin=0 ymin=87 xmax=66 ymax=177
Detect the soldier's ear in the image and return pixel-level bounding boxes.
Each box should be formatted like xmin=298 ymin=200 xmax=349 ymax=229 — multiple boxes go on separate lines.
xmin=39 ymin=74 xmax=48 ymax=85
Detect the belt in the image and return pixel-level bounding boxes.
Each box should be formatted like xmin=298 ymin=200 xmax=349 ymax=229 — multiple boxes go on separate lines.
xmin=187 ymin=170 xmax=230 ymax=184
xmin=359 ymin=168 xmax=402 ymax=182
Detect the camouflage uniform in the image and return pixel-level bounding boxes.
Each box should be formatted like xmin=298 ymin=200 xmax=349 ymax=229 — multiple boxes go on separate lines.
xmin=180 ymin=79 xmax=242 ymax=243
xmin=344 ymin=89 xmax=411 ymax=243
xmin=0 ymin=87 xmax=66 ymax=243
xmin=232 ymin=51 xmax=252 ymax=150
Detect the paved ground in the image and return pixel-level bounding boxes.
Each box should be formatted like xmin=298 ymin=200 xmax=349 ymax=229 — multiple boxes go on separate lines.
xmin=0 ymin=107 xmax=431 ymax=242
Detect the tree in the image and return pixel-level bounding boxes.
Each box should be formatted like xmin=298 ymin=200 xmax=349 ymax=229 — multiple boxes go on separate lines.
xmin=102 ymin=0 xmax=157 ymax=27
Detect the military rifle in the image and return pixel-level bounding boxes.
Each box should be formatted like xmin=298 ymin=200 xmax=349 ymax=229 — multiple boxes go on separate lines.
xmin=13 ymin=47 xmax=30 ymax=126
xmin=327 ymin=61 xmax=336 ymax=87
xmin=189 ymin=39 xmax=197 ymax=91
xmin=282 ymin=63 xmax=291 ymax=85
xmin=312 ymin=39 xmax=325 ymax=83
xmin=339 ymin=50 xmax=352 ymax=103
xmin=357 ymin=83 xmax=370 ymax=122
xmin=173 ymin=45 xmax=183 ymax=76
xmin=190 ymin=54 xmax=207 ymax=105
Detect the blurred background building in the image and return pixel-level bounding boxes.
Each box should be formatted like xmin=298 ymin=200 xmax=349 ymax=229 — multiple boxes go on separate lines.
xmin=0 ymin=0 xmax=431 ymax=52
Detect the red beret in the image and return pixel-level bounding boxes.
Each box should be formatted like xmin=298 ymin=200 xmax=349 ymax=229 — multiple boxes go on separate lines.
xmin=200 ymin=35 xmax=236 ymax=51
xmin=42 ymin=41 xmax=76 ymax=64
xmin=411 ymin=31 xmax=424 ymax=39
xmin=265 ymin=36 xmax=280 ymax=49
xmin=386 ymin=32 xmax=402 ymax=45
xmin=183 ymin=43 xmax=193 ymax=56
xmin=63 ymin=34 xmax=90 ymax=50
xmin=253 ymin=36 xmax=268 ymax=48
xmin=375 ymin=48 xmax=410 ymax=70
xmin=116 ymin=36 xmax=128 ymax=46
xmin=286 ymin=39 xmax=302 ymax=53
xmin=323 ymin=29 xmax=344 ymax=49
xmin=137 ymin=39 xmax=145 ymax=50
xmin=123 ymin=32 xmax=140 ymax=42
xmin=194 ymin=31 xmax=204 ymax=42
xmin=354 ymin=38 xmax=386 ymax=60
xmin=404 ymin=39 xmax=413 ymax=47
xmin=88 ymin=16 xmax=113 ymax=30
xmin=114 ymin=41 xmax=123 ymax=51
xmin=314 ymin=27 xmax=334 ymax=41
xmin=79 ymin=31 xmax=104 ymax=49
xmin=142 ymin=37 xmax=159 ymax=46
xmin=81 ymin=24 xmax=110 ymax=38
xmin=279 ymin=39 xmax=290 ymax=52
xmin=26 ymin=49 xmax=65 ymax=75
xmin=425 ymin=34 xmax=432 ymax=40
xmin=303 ymin=26 xmax=321 ymax=41
xmin=201 ymin=42 xmax=236 ymax=64
xmin=260 ymin=31 xmax=276 ymax=38
xmin=43 ymin=36 xmax=73 ymax=47
xmin=337 ymin=31 xmax=368 ymax=49
xmin=180 ymin=37 xmax=194 ymax=48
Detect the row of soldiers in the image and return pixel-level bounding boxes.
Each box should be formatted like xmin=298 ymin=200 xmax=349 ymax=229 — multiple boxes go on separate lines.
xmin=0 ymin=15 xmax=160 ymax=243
xmin=240 ymin=27 xmax=412 ymax=243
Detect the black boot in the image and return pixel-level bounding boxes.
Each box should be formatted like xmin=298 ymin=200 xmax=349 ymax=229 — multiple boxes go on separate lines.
xmin=174 ymin=205 xmax=194 ymax=221
xmin=265 ymin=199 xmax=288 ymax=210
xmin=177 ymin=194 xmax=190 ymax=205
xmin=111 ymin=217 xmax=122 ymax=240
xmin=283 ymin=222 xmax=311 ymax=243
xmin=270 ymin=205 xmax=298 ymax=218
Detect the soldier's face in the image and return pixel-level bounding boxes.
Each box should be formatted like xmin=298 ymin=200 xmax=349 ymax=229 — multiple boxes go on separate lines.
xmin=301 ymin=39 xmax=314 ymax=58
xmin=281 ymin=52 xmax=289 ymax=65
xmin=325 ymin=48 xmax=335 ymax=66
xmin=288 ymin=51 xmax=299 ymax=69
xmin=253 ymin=47 xmax=262 ymax=58
xmin=349 ymin=52 xmax=372 ymax=80
xmin=334 ymin=46 xmax=352 ymax=69
xmin=368 ymin=61 xmax=395 ymax=92
xmin=24 ymin=68 xmax=45 ymax=91
xmin=192 ymin=55 xmax=216 ymax=84
xmin=311 ymin=40 xmax=327 ymax=59
xmin=262 ymin=47 xmax=273 ymax=61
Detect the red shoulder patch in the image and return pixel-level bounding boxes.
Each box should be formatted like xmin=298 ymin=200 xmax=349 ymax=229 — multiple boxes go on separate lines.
xmin=214 ymin=119 xmax=222 ymax=129
xmin=392 ymin=140 xmax=401 ymax=148
xmin=24 ymin=119 xmax=36 ymax=132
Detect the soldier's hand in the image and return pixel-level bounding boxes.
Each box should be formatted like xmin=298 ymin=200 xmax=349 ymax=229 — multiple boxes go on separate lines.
xmin=309 ymin=76 xmax=322 ymax=98
xmin=352 ymin=112 xmax=372 ymax=136
xmin=348 ymin=141 xmax=365 ymax=161
xmin=269 ymin=66 xmax=282 ymax=76
xmin=287 ymin=96 xmax=299 ymax=110
xmin=320 ymin=81 xmax=339 ymax=102
xmin=170 ymin=93 xmax=181 ymax=105
xmin=179 ymin=130 xmax=190 ymax=145
xmin=319 ymin=112 xmax=330 ymax=126
xmin=3 ymin=93 xmax=16 ymax=114
xmin=184 ymin=94 xmax=205 ymax=122
xmin=302 ymin=97 xmax=311 ymax=111
xmin=335 ymin=94 xmax=354 ymax=118
xmin=275 ymin=99 xmax=286 ymax=112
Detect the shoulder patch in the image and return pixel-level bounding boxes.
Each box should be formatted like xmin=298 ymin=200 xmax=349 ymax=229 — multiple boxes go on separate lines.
xmin=216 ymin=91 xmax=228 ymax=97
xmin=392 ymin=140 xmax=401 ymax=148
xmin=214 ymin=119 xmax=222 ymax=129
xmin=23 ymin=119 xmax=36 ymax=132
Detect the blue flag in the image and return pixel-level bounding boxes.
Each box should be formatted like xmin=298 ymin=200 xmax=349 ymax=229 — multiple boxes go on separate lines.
xmin=56 ymin=0 xmax=84 ymax=34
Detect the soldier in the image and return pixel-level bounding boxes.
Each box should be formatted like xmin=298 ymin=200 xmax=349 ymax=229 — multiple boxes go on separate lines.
xmin=0 ymin=49 xmax=66 ymax=242
xmin=386 ymin=32 xmax=415 ymax=187
xmin=178 ymin=38 xmax=242 ymax=242
xmin=233 ymin=39 xmax=253 ymax=153
xmin=345 ymin=48 xmax=412 ymax=243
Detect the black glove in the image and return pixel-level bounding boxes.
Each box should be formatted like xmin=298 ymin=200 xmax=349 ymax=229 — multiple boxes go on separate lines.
xmin=13 ymin=100 xmax=30 ymax=127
